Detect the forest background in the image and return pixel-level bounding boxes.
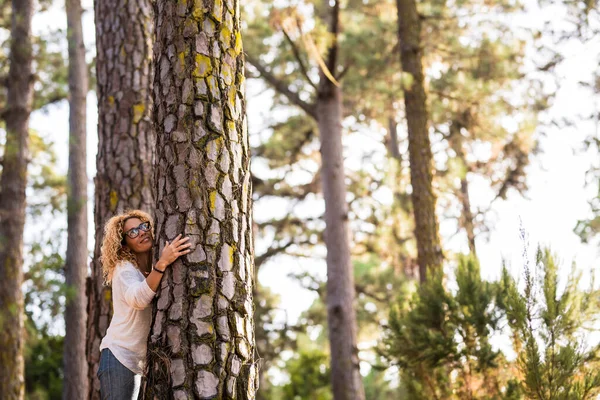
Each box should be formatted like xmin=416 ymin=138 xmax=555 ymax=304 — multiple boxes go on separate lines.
xmin=2 ymin=0 xmax=600 ymax=398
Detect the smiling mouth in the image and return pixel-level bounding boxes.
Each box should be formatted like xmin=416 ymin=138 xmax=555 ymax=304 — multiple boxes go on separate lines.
xmin=141 ymin=237 xmax=150 ymax=244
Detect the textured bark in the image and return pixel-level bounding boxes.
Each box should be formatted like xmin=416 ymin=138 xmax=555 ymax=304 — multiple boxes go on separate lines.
xmin=142 ymin=1 xmax=257 ymax=398
xmin=396 ymin=0 xmax=443 ymax=282
xmin=317 ymin=1 xmax=365 ymax=399
xmin=86 ymin=0 xmax=155 ymax=397
xmin=449 ymin=123 xmax=477 ymax=256
xmin=63 ymin=0 xmax=89 ymax=398
xmin=0 ymin=1 xmax=34 ymax=398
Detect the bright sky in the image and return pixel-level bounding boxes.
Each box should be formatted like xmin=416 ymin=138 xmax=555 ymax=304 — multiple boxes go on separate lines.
xmin=27 ymin=0 xmax=599 ymax=355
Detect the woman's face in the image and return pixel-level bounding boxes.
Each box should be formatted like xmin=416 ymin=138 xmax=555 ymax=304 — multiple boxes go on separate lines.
xmin=122 ymin=217 xmax=153 ymax=254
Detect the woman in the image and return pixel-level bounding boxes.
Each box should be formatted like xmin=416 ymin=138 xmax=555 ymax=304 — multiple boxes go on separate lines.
xmin=97 ymin=210 xmax=191 ymax=400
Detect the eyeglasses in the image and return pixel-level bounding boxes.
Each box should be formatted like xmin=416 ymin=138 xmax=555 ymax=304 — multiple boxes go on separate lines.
xmin=123 ymin=222 xmax=151 ymax=239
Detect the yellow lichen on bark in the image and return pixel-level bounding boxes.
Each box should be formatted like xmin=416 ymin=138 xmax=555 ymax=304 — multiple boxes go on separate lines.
xmin=109 ymin=190 xmax=118 ymax=211
xmin=234 ymin=32 xmax=243 ymax=55
xmin=211 ymin=0 xmax=223 ymax=22
xmin=132 ymin=103 xmax=145 ymax=124
xmin=193 ymin=54 xmax=212 ymax=78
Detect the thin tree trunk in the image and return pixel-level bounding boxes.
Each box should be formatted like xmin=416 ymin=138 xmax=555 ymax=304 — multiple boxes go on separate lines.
xmin=86 ymin=0 xmax=155 ymax=397
xmin=245 ymin=2 xmax=365 ymax=396
xmin=318 ymin=82 xmax=365 ymax=400
xmin=317 ymin=2 xmax=365 ymax=399
xmin=459 ymin=177 xmax=476 ymax=255
xmin=386 ymin=116 xmax=419 ymax=279
xmin=396 ymin=0 xmax=443 ymax=282
xmin=63 ymin=0 xmax=89 ymax=398
xmin=0 ymin=1 xmax=34 ymax=398
xmin=142 ymin=1 xmax=258 ymax=398
xmin=449 ymin=123 xmax=477 ymax=256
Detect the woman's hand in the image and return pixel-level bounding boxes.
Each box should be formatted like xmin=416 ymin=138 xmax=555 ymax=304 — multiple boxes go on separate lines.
xmin=157 ymin=234 xmax=192 ymax=270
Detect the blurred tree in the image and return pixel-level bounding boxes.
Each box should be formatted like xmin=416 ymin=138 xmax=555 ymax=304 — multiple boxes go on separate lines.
xmin=23 ymin=239 xmax=66 ymax=400
xmin=257 ymin=254 xmax=405 ymax=398
xmin=0 ymin=0 xmax=35 ymax=398
xmin=19 ymin=132 xmax=68 ymax=400
xmin=562 ymin=1 xmax=600 ymax=244
xmin=281 ymin=349 xmax=332 ymax=400
xmin=24 ymin=322 xmax=64 ymax=400
xmin=62 ymin=0 xmax=89 ymax=397
xmin=142 ymin=0 xmax=258 ymax=397
xmin=396 ymin=0 xmax=443 ymax=282
xmin=422 ymin=0 xmax=548 ymax=257
xmin=0 ymin=0 xmax=71 ymax=112
xmin=86 ymin=0 xmax=155 ymax=396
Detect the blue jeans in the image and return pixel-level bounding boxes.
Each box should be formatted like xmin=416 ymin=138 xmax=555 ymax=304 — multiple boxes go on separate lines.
xmin=97 ymin=348 xmax=141 ymax=400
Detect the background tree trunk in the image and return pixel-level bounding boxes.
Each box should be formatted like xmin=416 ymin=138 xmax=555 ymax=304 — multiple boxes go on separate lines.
xmin=142 ymin=1 xmax=258 ymax=398
xmin=86 ymin=0 xmax=155 ymax=397
xmin=396 ymin=0 xmax=443 ymax=282
xmin=449 ymin=122 xmax=477 ymax=256
xmin=317 ymin=2 xmax=365 ymax=398
xmin=0 ymin=0 xmax=34 ymax=398
xmin=318 ymin=81 xmax=365 ymax=400
xmin=63 ymin=0 xmax=89 ymax=398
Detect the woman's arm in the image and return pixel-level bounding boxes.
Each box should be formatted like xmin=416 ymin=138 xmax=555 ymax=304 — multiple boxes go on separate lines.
xmin=118 ymin=267 xmax=157 ymax=310
xmin=145 ymin=234 xmax=191 ymax=292
xmin=144 ymin=259 xmax=168 ymax=292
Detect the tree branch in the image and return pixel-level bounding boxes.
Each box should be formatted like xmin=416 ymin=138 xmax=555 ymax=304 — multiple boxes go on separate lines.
xmin=281 ymin=30 xmax=318 ymax=91
xmin=245 ymin=53 xmax=318 ymax=120
xmin=336 ymin=60 xmax=352 ymax=81
xmin=255 ymin=241 xmax=295 ymax=269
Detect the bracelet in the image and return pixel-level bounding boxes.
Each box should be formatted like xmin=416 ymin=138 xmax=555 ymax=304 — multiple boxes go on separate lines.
xmin=153 ymin=265 xmax=165 ymax=274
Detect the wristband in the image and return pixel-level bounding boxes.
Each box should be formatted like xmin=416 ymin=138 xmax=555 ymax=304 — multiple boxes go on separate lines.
xmin=153 ymin=265 xmax=165 ymax=274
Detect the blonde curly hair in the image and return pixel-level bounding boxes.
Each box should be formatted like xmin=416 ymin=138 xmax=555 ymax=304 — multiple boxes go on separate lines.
xmin=101 ymin=209 xmax=154 ymax=284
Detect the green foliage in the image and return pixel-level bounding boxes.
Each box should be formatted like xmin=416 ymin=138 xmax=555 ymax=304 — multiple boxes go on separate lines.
xmin=24 ymin=318 xmax=63 ymax=400
xmin=385 ymin=248 xmax=600 ymax=399
xmin=574 ymin=199 xmax=600 ymax=243
xmin=31 ymin=29 xmax=69 ymax=111
xmin=500 ymin=248 xmax=600 ymax=399
xmin=22 ymin=225 xmax=66 ymax=400
xmin=363 ymin=367 xmax=402 ymax=399
xmin=281 ymin=349 xmax=333 ymax=400
xmin=0 ymin=2 xmax=70 ymax=114
xmin=575 ymin=133 xmax=600 ymax=243
xmin=23 ymin=237 xmax=66 ymax=329
xmin=26 ymin=131 xmax=67 ymax=216
xmin=384 ymin=256 xmax=521 ymax=399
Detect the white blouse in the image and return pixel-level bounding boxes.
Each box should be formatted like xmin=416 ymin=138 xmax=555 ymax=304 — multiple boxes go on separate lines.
xmin=99 ymin=261 xmax=156 ymax=374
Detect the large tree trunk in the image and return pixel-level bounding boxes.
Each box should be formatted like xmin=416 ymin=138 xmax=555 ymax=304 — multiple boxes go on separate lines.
xmin=0 ymin=1 xmax=34 ymax=398
xmin=317 ymin=2 xmax=365 ymax=399
xmin=142 ymin=1 xmax=258 ymax=398
xmin=63 ymin=0 xmax=89 ymax=398
xmin=396 ymin=0 xmax=443 ymax=282
xmin=86 ymin=0 xmax=155 ymax=397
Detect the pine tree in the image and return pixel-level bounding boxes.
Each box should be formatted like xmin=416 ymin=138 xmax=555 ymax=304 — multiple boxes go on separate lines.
xmin=499 ymin=247 xmax=600 ymax=399
xmin=422 ymin=0 xmax=546 ymax=255
xmin=396 ymin=0 xmax=443 ymax=282
xmin=142 ymin=0 xmax=258 ymax=397
xmin=63 ymin=0 xmax=89 ymax=397
xmin=0 ymin=0 xmax=34 ymax=398
xmin=384 ymin=256 xmax=521 ymax=399
xmin=86 ymin=0 xmax=155 ymax=397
